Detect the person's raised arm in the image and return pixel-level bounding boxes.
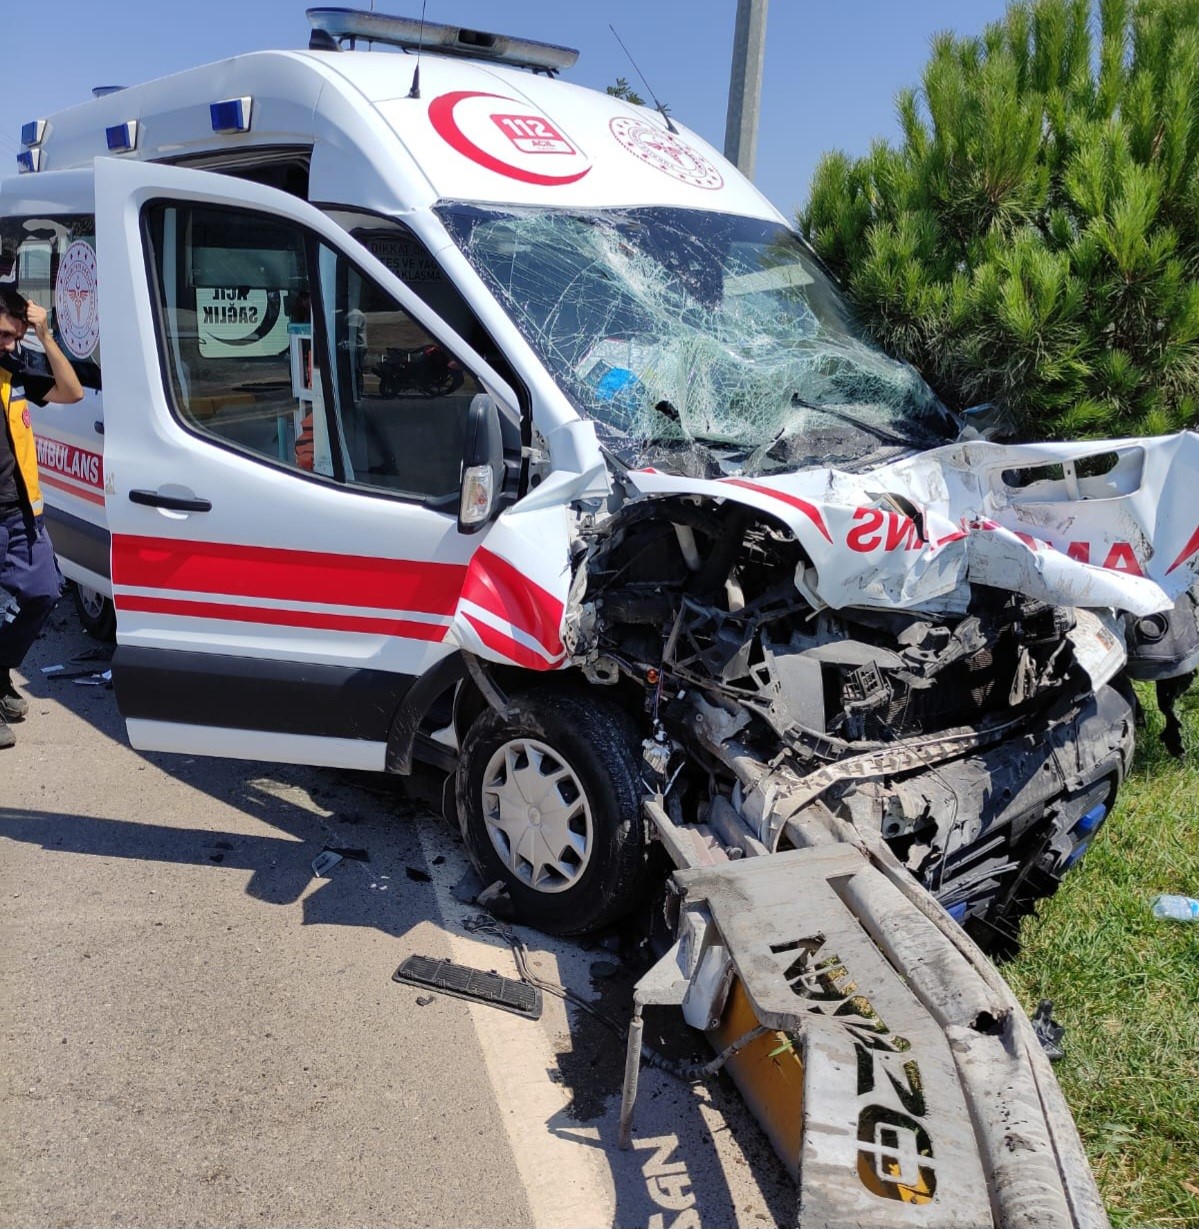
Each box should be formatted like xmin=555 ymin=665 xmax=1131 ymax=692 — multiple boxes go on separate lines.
xmin=25 ymin=303 xmax=84 ymax=404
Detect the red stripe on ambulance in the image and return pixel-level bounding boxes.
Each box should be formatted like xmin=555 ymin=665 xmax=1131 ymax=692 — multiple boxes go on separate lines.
xmin=720 ymin=478 xmax=833 ymax=543
xmin=118 ymin=594 xmax=448 ymax=641
xmin=34 ymin=435 xmax=104 ymax=490
xmin=460 ymin=546 xmax=565 ymax=659
xmin=112 ymin=535 xmax=467 ymax=614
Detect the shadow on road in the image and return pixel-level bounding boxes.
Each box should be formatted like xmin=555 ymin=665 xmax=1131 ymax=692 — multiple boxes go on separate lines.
xmin=6 ymin=611 xmax=796 ymax=1226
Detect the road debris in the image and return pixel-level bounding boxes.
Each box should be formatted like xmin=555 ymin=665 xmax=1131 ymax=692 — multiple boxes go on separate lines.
xmin=310 ymin=850 xmax=343 ymax=878
xmin=393 ymin=955 xmax=542 ymax=1020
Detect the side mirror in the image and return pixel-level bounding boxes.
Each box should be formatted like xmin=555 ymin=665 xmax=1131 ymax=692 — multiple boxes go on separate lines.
xmin=458 ymin=394 xmax=506 ymax=534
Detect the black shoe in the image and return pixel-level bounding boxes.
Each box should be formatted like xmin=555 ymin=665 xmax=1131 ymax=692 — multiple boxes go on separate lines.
xmin=1 ymin=673 xmax=28 ymax=722
xmin=0 ymin=713 xmax=14 ymax=750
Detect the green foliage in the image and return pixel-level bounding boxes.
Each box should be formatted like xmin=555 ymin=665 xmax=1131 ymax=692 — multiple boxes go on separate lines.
xmin=1005 ymin=682 xmax=1199 ymax=1227
xmin=606 ymin=77 xmax=646 ymax=106
xmin=799 ymin=0 xmax=1199 ymax=440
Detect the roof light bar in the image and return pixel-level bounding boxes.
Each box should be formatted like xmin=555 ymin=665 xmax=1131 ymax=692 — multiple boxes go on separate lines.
xmin=105 ymin=121 xmax=139 ymax=153
xmin=20 ymin=120 xmax=46 ymax=147
xmin=17 ymin=149 xmax=41 ymax=174
xmin=306 ymin=7 xmax=579 ymax=74
xmin=210 ymin=96 xmax=253 ymax=134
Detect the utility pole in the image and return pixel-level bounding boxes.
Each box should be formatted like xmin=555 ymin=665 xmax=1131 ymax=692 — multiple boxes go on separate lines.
xmin=723 ymin=0 xmax=769 ymax=180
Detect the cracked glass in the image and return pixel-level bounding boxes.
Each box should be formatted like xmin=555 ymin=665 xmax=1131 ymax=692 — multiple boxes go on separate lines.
xmin=438 ymin=204 xmax=956 ymax=476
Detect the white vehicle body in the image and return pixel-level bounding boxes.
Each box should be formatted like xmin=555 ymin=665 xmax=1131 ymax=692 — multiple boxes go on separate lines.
xmin=4 ymin=14 xmax=1198 ymax=1227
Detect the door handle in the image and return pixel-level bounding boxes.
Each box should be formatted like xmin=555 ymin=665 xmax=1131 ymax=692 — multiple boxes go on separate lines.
xmin=129 ymin=489 xmax=212 ymax=512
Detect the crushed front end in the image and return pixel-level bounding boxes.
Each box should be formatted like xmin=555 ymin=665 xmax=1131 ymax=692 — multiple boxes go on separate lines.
xmin=568 ymin=492 xmax=1135 ymax=958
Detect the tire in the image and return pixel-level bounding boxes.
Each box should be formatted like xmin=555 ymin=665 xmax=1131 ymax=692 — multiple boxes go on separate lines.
xmin=455 ymin=689 xmax=647 ymax=936
xmin=71 ymin=582 xmax=117 ymax=642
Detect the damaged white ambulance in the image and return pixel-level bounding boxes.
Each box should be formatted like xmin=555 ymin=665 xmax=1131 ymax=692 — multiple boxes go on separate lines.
xmin=4 ymin=10 xmax=1197 ymax=1225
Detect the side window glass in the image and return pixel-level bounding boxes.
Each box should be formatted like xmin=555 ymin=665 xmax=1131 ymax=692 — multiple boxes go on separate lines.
xmin=146 ymin=203 xmax=332 ymax=477
xmin=317 ymin=243 xmax=482 ymax=502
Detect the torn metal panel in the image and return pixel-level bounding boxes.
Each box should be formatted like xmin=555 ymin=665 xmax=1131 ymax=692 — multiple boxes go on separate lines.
xmin=628 ymin=431 xmax=1199 ymax=619
xmin=642 ymin=840 xmax=1110 ymax=1227
xmin=669 ymin=846 xmax=995 ymax=1226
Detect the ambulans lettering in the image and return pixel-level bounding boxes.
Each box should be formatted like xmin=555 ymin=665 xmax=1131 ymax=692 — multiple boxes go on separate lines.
xmin=1062 ymin=540 xmax=1145 ymax=575
xmin=846 ymin=507 xmax=925 ymax=553
xmin=34 ymin=436 xmax=103 ymax=488
xmin=633 ymin=1136 xmax=701 ymax=1229
xmin=843 ymin=506 xmax=1147 ymax=577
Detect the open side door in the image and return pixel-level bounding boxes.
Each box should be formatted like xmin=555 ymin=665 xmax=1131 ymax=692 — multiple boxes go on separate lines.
xmin=94 ymin=156 xmax=520 ymax=769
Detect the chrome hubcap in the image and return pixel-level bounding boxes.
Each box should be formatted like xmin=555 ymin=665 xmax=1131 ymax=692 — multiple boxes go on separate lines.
xmin=78 ymin=585 xmax=105 ymax=620
xmin=481 ymin=738 xmax=593 ymax=893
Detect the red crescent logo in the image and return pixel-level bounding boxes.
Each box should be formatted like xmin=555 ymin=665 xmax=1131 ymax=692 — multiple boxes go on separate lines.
xmin=428 ymin=91 xmax=591 ymax=186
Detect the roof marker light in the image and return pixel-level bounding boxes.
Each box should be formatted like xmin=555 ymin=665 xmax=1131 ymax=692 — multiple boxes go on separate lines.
xmin=20 ymin=120 xmax=46 ymax=147
xmin=210 ymin=97 xmax=252 ymax=134
xmin=105 ymin=121 xmax=139 ymax=153
xmin=17 ymin=149 xmax=41 ymax=174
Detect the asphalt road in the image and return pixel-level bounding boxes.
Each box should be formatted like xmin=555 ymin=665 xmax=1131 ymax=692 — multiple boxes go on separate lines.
xmin=1 ymin=605 xmax=794 ymax=1228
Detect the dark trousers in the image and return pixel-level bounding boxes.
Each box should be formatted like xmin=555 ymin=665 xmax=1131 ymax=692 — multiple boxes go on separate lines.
xmin=0 ymin=509 xmax=64 ymax=670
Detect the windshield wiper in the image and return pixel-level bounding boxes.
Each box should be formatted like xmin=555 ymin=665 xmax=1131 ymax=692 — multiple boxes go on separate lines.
xmin=787 ymin=395 xmax=920 ymax=449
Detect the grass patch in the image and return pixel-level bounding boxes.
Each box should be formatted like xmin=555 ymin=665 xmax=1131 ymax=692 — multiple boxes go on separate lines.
xmin=1005 ymin=681 xmax=1199 ymax=1229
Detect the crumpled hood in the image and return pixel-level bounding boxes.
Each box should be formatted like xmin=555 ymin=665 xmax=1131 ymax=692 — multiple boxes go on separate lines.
xmin=629 ymin=430 xmax=1199 ymax=618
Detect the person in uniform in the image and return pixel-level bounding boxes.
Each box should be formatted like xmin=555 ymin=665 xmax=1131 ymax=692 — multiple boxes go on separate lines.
xmin=0 ymin=286 xmax=85 ymax=749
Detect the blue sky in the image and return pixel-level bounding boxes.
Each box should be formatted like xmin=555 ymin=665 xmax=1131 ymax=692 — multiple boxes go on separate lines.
xmin=1 ymin=1 xmax=1011 ymax=217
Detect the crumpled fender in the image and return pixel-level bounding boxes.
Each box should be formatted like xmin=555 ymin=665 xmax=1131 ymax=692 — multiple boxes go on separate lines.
xmin=629 ymin=431 xmax=1199 ymax=618
xmin=444 ymin=503 xmax=572 ymax=671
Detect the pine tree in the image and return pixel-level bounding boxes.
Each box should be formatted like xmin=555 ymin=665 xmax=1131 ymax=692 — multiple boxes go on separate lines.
xmin=799 ymin=0 xmax=1199 ymax=440
xmin=606 ymin=77 xmax=646 ymax=106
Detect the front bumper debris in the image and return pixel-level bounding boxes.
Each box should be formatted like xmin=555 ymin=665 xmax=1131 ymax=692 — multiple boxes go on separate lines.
xmin=622 ymin=809 xmax=1110 ymax=1229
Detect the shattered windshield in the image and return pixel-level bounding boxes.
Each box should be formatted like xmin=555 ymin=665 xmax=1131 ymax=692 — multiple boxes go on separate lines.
xmin=437 ymin=203 xmax=955 ymax=475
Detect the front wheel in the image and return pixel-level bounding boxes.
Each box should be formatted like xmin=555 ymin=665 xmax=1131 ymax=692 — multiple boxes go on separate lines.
xmin=455 ymin=689 xmax=648 ymax=936
xmin=71 ymin=582 xmax=117 ymax=642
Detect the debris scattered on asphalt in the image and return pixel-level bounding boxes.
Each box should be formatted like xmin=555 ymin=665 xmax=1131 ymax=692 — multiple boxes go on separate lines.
xmin=73 ymin=669 xmax=112 ymax=687
xmin=475 ymin=880 xmax=516 ymax=920
xmin=42 ymin=649 xmax=116 ymax=683
xmin=73 ymin=647 xmax=114 ymax=662
xmin=393 ymin=954 xmax=543 ymax=1020
xmin=310 ymin=850 xmax=343 ymax=877
xmin=405 ymin=866 xmax=431 ymax=883
xmin=329 ymin=847 xmax=370 ymax=862
xmin=450 ymin=867 xmax=485 ymax=905
xmin=415 ymin=995 xmax=435 ymax=1007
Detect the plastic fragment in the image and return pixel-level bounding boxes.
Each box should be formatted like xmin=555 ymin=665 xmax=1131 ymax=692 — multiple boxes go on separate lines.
xmin=311 ymin=850 xmax=343 ymax=877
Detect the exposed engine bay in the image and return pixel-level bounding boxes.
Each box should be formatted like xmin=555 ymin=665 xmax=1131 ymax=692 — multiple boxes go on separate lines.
xmin=566 ymin=495 xmax=1135 ymax=955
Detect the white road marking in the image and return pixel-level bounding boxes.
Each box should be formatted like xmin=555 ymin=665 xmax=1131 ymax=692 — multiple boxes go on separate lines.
xmin=413 ymin=826 xmax=616 ymax=1228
